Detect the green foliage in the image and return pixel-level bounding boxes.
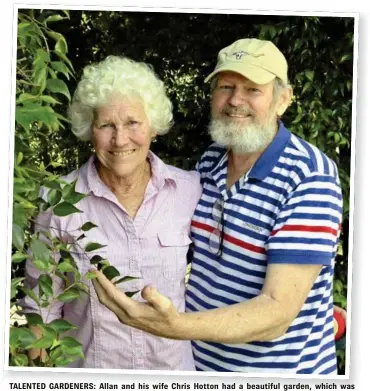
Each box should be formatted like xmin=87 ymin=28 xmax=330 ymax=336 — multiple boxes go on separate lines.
xmin=11 ymin=9 xmax=136 ymax=368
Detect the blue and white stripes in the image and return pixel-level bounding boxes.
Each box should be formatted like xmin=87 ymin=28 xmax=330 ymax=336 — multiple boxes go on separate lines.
xmin=185 ymin=123 xmax=343 ymax=374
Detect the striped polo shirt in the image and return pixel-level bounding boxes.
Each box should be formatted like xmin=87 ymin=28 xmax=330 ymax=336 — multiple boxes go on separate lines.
xmin=185 ymin=122 xmax=343 ymax=374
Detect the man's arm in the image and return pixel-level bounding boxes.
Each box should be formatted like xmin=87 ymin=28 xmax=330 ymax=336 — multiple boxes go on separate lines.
xmin=92 ymin=262 xmax=321 ymax=344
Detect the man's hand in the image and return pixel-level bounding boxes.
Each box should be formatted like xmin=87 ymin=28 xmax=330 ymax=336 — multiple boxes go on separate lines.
xmin=91 ymin=270 xmax=181 ymax=338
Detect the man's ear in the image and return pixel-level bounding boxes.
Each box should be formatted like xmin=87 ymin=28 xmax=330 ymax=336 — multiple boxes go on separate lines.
xmin=276 ymin=86 xmax=293 ymax=116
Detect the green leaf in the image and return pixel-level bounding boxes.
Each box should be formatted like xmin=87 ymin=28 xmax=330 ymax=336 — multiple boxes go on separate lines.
xmin=59 ymin=249 xmax=74 ymax=260
xmin=16 ymin=104 xmax=58 ymax=131
xmin=44 ymin=180 xmax=62 ymax=190
xmin=33 ymin=258 xmax=54 ymax=273
xmin=97 ymin=260 xmax=110 ymax=271
xmin=89 ymin=254 xmax=105 ymax=264
xmin=13 ymin=204 xmax=28 ymax=228
xmin=25 ymin=313 xmax=44 ymax=326
xmin=49 ymin=346 xmax=63 ymax=361
xmin=55 ymin=355 xmax=80 ymax=367
xmin=85 ymin=242 xmax=107 ymax=252
xmin=17 ymin=152 xmax=23 ymax=164
xmin=46 ymin=79 xmax=71 ymax=101
xmin=65 ymin=191 xmax=86 ymax=205
xmin=62 ymin=179 xmax=76 ymax=198
xmin=31 ymin=237 xmax=51 ymax=264
xmin=75 ymin=282 xmax=89 ymax=293
xmin=44 ymin=14 xmax=66 ymax=24
xmin=9 ymin=327 xmax=20 ymax=348
xmin=55 ymin=37 xmax=68 ymax=55
xmin=113 ymin=276 xmax=138 ymax=285
xmin=11 ymin=277 xmax=24 ymax=299
xmin=85 ymin=271 xmax=98 ymax=280
xmin=54 ymin=50 xmax=75 ymax=72
xmin=45 ymin=30 xmax=63 ymax=41
xmin=53 ymin=202 xmax=82 ymax=217
xmin=12 ymin=252 xmax=27 ymax=263
xmin=19 ymin=287 xmax=40 ymax=306
xmin=29 ymin=335 xmax=54 ymax=349
xmin=57 ymin=289 xmax=80 ymax=303
xmin=18 ymin=22 xmax=32 ymax=34
xmin=305 ymin=70 xmax=314 ymax=82
xmin=13 ymin=353 xmax=29 ymax=366
xmin=62 ymin=180 xmax=85 ymax=204
xmin=59 ymin=336 xmax=82 ymax=348
xmin=40 ymin=95 xmax=60 ymax=105
xmin=60 ymin=344 xmax=84 ymax=358
xmin=51 ymin=61 xmax=70 ymax=79
xmin=12 ymin=224 xmax=25 ymax=251
xmin=39 ymin=274 xmax=53 ymax=298
xmin=81 ymin=222 xmax=98 ymax=232
xmin=48 ymin=319 xmax=78 ymax=333
xmin=17 ymin=327 xmax=38 ymax=349
xmin=57 ymin=261 xmax=78 ymax=273
xmin=102 ymin=266 xmax=120 ymax=281
xmin=35 ymin=48 xmax=50 ymax=63
xmin=339 ymin=54 xmax=351 ymax=63
xmin=125 ymin=290 xmax=140 ymax=298
xmin=33 ymin=63 xmax=47 ymax=89
xmin=47 ymin=189 xmax=62 ymax=206
xmin=16 ymin=93 xmax=38 ymax=104
xmin=301 ymin=82 xmax=311 ymax=95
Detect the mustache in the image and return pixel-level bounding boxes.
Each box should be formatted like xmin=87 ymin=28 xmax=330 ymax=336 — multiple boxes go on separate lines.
xmin=222 ymin=106 xmax=255 ymax=117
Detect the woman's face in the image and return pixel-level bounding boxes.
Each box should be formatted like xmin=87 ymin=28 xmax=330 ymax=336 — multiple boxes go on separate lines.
xmin=92 ymin=95 xmax=156 ymax=179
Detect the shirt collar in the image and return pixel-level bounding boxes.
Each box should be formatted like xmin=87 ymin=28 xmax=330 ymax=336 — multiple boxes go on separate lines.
xmin=248 ymin=120 xmax=291 ymax=181
xmin=82 ymin=151 xmax=177 ymax=197
xmin=146 ymin=150 xmax=178 ymax=189
xmin=210 ymin=120 xmax=291 ymax=185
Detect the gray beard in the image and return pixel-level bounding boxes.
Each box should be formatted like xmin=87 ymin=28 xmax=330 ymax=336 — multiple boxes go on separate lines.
xmin=208 ymin=117 xmax=277 ymax=154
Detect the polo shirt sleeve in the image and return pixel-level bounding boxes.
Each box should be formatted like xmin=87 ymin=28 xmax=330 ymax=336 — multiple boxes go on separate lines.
xmin=266 ymin=173 xmax=343 ymax=266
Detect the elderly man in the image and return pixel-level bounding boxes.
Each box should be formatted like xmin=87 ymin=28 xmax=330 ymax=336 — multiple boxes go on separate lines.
xmin=92 ymin=38 xmax=343 ymax=374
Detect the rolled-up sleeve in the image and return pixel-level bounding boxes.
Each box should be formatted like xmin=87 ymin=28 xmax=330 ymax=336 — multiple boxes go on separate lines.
xmin=266 ymin=173 xmax=343 ymax=266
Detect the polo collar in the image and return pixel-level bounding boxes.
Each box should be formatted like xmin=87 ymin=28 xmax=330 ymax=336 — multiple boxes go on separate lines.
xmin=248 ymin=121 xmax=291 ymax=181
xmin=210 ymin=121 xmax=291 ymax=186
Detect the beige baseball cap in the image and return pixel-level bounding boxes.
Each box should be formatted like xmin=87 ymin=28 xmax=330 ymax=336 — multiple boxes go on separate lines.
xmin=205 ymin=38 xmax=288 ymax=85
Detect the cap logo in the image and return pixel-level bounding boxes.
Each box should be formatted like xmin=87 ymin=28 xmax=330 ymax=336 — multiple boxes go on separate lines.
xmin=229 ymin=51 xmax=265 ymax=60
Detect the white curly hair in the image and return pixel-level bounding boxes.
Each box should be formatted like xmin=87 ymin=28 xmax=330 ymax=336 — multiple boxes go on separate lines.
xmin=70 ymin=56 xmax=173 ymax=141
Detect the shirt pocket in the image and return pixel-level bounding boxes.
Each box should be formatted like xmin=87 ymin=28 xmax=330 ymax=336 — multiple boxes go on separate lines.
xmin=157 ymin=231 xmax=192 ymax=280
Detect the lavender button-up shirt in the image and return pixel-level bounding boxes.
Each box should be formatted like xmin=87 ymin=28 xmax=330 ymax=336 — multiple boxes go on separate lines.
xmin=22 ymin=152 xmax=202 ymax=370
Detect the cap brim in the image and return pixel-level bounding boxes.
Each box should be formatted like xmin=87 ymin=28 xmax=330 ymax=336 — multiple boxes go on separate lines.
xmin=205 ymin=64 xmax=276 ymax=85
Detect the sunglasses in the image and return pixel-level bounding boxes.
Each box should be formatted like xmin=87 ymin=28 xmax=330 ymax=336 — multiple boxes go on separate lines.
xmin=209 ymin=198 xmax=225 ymax=257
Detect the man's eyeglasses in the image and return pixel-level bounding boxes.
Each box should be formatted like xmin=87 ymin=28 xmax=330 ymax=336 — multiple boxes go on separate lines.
xmin=209 ymin=198 xmax=225 ymax=257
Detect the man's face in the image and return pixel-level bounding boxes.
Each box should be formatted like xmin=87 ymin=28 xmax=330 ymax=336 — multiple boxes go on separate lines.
xmin=211 ymin=71 xmax=277 ymax=126
xmin=209 ymin=71 xmax=280 ymax=153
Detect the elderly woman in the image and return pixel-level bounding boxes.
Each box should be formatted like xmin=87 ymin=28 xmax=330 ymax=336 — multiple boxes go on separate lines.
xmin=22 ymin=56 xmax=202 ymax=370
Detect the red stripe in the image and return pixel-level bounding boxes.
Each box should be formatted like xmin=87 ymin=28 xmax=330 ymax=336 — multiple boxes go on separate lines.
xmin=191 ymin=220 xmax=213 ymax=233
xmin=191 ymin=220 xmax=265 ymax=254
xmin=271 ymin=224 xmax=339 ymax=237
